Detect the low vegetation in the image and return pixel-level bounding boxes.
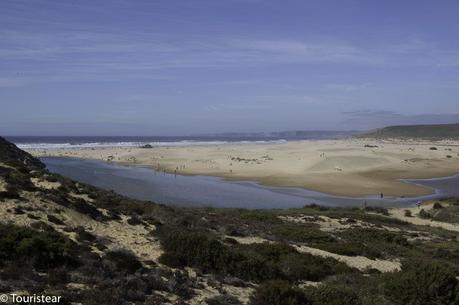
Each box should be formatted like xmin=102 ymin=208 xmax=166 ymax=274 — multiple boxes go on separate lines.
xmin=0 ymin=223 xmax=78 ymax=271
xmin=358 ymin=123 xmax=459 ymax=140
xmin=384 ymin=260 xmax=459 ymax=305
xmin=157 ymin=227 xmax=356 ymax=282
xmin=430 ymin=199 xmax=459 ymax=224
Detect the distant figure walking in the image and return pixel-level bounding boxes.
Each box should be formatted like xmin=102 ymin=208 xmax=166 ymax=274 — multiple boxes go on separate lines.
xmin=380 ymin=193 xmax=384 ymax=199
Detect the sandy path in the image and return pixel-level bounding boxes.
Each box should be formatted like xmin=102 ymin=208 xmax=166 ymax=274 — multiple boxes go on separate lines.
xmin=224 ymin=235 xmax=400 ymax=273
xmin=279 ymin=215 xmax=376 ymax=232
xmin=0 ymin=179 xmax=6 ymax=192
xmin=389 ymin=202 xmax=459 ymax=233
xmin=294 ymin=245 xmax=401 ymax=273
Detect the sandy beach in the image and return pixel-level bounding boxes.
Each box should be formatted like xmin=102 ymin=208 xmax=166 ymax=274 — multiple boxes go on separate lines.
xmin=26 ymin=138 xmax=459 ymax=197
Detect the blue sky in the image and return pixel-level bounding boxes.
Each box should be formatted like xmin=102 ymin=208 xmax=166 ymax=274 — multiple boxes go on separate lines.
xmin=1 ymin=0 xmax=459 ymax=135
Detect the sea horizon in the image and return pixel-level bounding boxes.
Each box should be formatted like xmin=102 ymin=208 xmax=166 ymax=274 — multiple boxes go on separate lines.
xmin=6 ymin=131 xmax=357 ymax=149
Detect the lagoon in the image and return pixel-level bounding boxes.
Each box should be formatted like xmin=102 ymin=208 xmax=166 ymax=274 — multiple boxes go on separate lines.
xmin=42 ymin=157 xmax=459 ymax=209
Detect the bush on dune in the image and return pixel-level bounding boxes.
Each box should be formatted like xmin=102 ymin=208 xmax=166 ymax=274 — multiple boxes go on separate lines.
xmin=0 ymin=223 xmax=78 ymax=270
xmin=273 ymin=223 xmax=335 ymax=243
xmin=383 ymin=260 xmax=459 ymax=305
xmin=319 ymin=227 xmax=411 ymax=259
xmin=158 ymin=227 xmax=277 ymax=281
xmin=206 ymin=295 xmax=243 ymax=305
xmin=157 ymin=226 xmax=356 ymax=282
xmin=104 ymin=249 xmax=142 ymax=274
xmin=419 ymin=209 xmax=432 ymax=219
xmin=0 ymin=137 xmax=44 ymax=171
xmin=250 ymin=280 xmax=310 ymax=305
xmin=308 ymin=285 xmax=362 ymax=305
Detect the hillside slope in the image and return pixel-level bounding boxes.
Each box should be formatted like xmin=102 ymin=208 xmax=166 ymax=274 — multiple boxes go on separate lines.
xmin=359 ymin=123 xmax=459 ymax=140
xmin=1 ymin=136 xmax=459 ymax=305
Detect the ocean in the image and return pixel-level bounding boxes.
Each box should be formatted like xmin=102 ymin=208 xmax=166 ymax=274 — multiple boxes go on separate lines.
xmin=5 ymin=132 xmax=353 ymax=149
xmin=5 ymin=136 xmax=288 ymax=149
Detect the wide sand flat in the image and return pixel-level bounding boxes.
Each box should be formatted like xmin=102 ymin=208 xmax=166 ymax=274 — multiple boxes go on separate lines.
xmin=27 ymin=138 xmax=459 ymax=197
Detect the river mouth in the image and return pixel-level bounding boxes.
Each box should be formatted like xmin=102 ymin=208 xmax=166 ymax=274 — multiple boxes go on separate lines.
xmin=41 ymin=157 xmax=459 ymax=209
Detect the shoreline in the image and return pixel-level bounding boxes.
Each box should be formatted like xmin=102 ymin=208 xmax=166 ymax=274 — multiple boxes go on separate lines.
xmin=42 ymin=155 xmax=459 ymax=200
xmin=40 ymin=156 xmax=459 ymax=210
xmin=27 ymin=138 xmax=459 ymax=197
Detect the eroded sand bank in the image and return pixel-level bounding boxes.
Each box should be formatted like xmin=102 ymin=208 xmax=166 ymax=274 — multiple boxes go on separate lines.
xmin=26 ymin=138 xmax=459 ymax=197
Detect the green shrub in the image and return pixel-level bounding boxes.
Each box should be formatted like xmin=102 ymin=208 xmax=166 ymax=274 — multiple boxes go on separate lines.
xmin=206 ymin=295 xmax=242 ymax=305
xmin=104 ymin=249 xmax=142 ymax=274
xmin=47 ymin=214 xmax=65 ymax=225
xmin=4 ymin=169 xmax=36 ymax=192
xmin=342 ymin=228 xmax=408 ymax=246
xmin=250 ymin=280 xmax=310 ymax=305
xmin=432 ymin=205 xmax=459 ymax=224
xmin=309 ymin=285 xmax=362 ymax=305
xmin=157 ymin=227 xmax=354 ymax=282
xmin=75 ymin=226 xmax=96 ymax=243
xmin=318 ymin=241 xmax=376 ymax=257
xmin=433 ymin=202 xmax=443 ymax=209
xmin=384 ymin=260 xmax=459 ymax=305
xmin=69 ymin=198 xmax=105 ymax=220
xmin=364 ymin=206 xmax=389 ymax=215
xmin=0 ymin=223 xmax=78 ymax=270
xmin=419 ymin=209 xmax=431 ymax=219
xmin=273 ymin=224 xmax=335 ymax=243
xmin=237 ymin=210 xmax=281 ymax=223
xmin=127 ymin=215 xmax=143 ymax=225
xmin=278 ymin=252 xmax=355 ymax=282
xmin=320 ymin=228 xmax=410 ymax=259
xmin=0 ymin=137 xmax=44 ymax=170
xmin=158 ymin=228 xmax=280 ymax=281
xmin=244 ymin=243 xmax=354 ymax=281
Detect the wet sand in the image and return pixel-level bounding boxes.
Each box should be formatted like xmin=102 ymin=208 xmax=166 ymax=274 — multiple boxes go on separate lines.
xmin=27 ymin=138 xmax=459 ymax=197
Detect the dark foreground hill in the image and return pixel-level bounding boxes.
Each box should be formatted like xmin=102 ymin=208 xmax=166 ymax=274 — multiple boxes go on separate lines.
xmin=359 ymin=123 xmax=459 ymax=140
xmin=1 ymin=136 xmax=459 ymax=305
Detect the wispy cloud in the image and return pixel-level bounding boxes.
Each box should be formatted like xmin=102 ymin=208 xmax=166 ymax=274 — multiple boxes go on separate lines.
xmin=1 ymin=25 xmax=459 ymax=88
xmin=324 ymin=83 xmax=373 ymax=92
xmin=230 ymin=39 xmax=369 ymax=63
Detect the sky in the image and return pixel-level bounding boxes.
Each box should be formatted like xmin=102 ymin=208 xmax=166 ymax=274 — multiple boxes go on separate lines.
xmin=1 ymin=0 xmax=459 ymax=136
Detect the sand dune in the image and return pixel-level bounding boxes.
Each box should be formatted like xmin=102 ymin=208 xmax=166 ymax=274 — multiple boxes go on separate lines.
xmin=27 ymin=138 xmax=459 ymax=197
xmin=223 ymin=234 xmax=401 ymax=273
xmin=389 ymin=202 xmax=459 ymax=232
xmin=294 ymin=245 xmax=401 ymax=273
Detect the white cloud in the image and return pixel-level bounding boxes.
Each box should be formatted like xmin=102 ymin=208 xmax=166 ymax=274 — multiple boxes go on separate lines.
xmin=2 ymin=26 xmax=459 ymax=87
